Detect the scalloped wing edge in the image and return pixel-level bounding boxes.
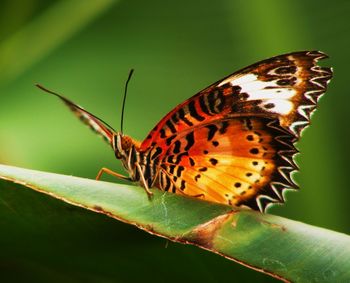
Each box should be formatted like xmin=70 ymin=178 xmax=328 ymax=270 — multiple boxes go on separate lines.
xmin=243 ymin=119 xmax=299 ymax=212
xmin=289 ymin=51 xmax=333 ymax=137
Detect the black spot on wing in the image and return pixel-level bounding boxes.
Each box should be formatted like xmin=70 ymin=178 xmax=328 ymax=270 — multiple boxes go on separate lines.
xmin=206 ymin=91 xmax=218 ymax=114
xmin=246 ymin=135 xmax=254 ymax=141
xmin=277 ymin=77 xmax=296 ymax=86
xmin=166 ymin=134 xmax=177 ymax=146
xmin=171 ymin=184 xmax=176 ymax=193
xmin=180 ymin=180 xmax=186 ymax=190
xmin=151 ymin=147 xmax=163 ymax=160
xmin=275 ymin=65 xmax=297 ymax=74
xmin=167 ymin=165 xmax=176 ymax=174
xmin=232 ymin=85 xmax=242 ymax=93
xmin=264 ymin=103 xmax=275 ymax=109
xmin=219 ymin=121 xmax=229 ymax=134
xmin=175 ymin=152 xmax=188 ymax=164
xmin=188 ymin=100 xmax=205 ymax=121
xmin=209 ymin=89 xmax=225 ymax=113
xmin=166 ymin=155 xmax=174 ymax=164
xmin=199 ymin=95 xmax=211 ymax=115
xmin=160 ymin=129 xmax=166 ymax=138
xmin=177 ymin=166 xmax=185 ymax=177
xmin=166 ymin=120 xmax=176 ymax=134
xmin=206 ymin=124 xmax=218 ymax=141
xmin=250 ymin=148 xmax=259 ymax=154
xmin=178 ymin=108 xmax=193 ymax=126
xmin=212 ymin=141 xmax=219 ymax=147
xmin=184 ymin=132 xmax=195 ymax=151
xmin=171 ymin=112 xmax=179 ymax=124
xmin=238 ymin=92 xmax=249 ymax=100
xmin=173 ymin=140 xmax=181 ymax=154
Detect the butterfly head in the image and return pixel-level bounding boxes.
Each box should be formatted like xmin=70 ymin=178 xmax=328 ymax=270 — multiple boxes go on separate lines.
xmin=113 ymin=133 xmax=139 ymax=160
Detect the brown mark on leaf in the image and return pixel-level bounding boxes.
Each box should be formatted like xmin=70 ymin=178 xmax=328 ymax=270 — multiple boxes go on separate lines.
xmin=144 ymin=224 xmax=155 ymax=233
xmin=92 ymin=205 xmax=114 ymax=217
xmin=260 ymin=219 xmax=287 ymax=232
xmin=191 ymin=210 xmax=237 ymax=248
xmin=93 ymin=205 xmax=103 ymax=211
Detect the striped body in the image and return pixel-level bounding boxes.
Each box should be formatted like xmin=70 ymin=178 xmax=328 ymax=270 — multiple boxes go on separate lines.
xmin=113 ymin=135 xmax=158 ymax=188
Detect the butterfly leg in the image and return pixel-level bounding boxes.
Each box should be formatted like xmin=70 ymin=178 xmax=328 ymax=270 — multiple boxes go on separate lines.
xmin=96 ymin=167 xmax=131 ymax=181
xmin=150 ymin=168 xmax=160 ymax=188
xmin=135 ymin=163 xmax=154 ymax=198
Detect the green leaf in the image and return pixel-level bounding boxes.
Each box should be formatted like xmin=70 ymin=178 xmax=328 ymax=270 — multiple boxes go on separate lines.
xmin=1 ymin=164 xmax=350 ymax=282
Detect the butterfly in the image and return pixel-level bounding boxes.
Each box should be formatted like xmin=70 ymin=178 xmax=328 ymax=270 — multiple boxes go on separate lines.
xmin=37 ymin=51 xmax=332 ymax=212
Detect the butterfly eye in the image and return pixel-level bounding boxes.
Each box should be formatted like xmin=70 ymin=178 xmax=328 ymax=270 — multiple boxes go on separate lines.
xmin=121 ymin=136 xmax=133 ymax=150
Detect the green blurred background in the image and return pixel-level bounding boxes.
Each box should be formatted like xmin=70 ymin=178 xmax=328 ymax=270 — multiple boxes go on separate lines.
xmin=0 ymin=0 xmax=349 ymax=282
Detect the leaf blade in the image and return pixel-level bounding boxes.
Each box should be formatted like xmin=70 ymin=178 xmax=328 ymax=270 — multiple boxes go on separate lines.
xmin=1 ymin=164 xmax=350 ymax=282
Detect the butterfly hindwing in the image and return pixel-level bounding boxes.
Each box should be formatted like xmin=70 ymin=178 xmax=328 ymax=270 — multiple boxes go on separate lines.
xmin=141 ymin=51 xmax=332 ymax=152
xmin=156 ymin=117 xmax=297 ymax=212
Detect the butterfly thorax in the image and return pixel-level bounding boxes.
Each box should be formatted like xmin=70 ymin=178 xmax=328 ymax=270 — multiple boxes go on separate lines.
xmin=113 ymin=133 xmax=156 ymax=186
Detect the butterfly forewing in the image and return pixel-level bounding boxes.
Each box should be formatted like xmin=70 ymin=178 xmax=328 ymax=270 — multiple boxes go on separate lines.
xmin=141 ymin=51 xmax=332 ymax=152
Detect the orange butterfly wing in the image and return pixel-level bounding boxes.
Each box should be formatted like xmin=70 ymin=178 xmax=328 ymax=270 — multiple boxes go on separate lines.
xmin=142 ymin=51 xmax=332 ymax=211
xmin=141 ymin=51 xmax=332 ymax=151
xmin=155 ymin=117 xmax=296 ymax=211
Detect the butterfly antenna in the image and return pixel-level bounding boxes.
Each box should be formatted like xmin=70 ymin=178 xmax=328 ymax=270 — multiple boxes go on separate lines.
xmin=120 ymin=69 xmax=134 ymax=134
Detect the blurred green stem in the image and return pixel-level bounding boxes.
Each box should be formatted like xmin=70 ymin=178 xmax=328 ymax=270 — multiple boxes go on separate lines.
xmin=0 ymin=0 xmax=117 ymax=85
